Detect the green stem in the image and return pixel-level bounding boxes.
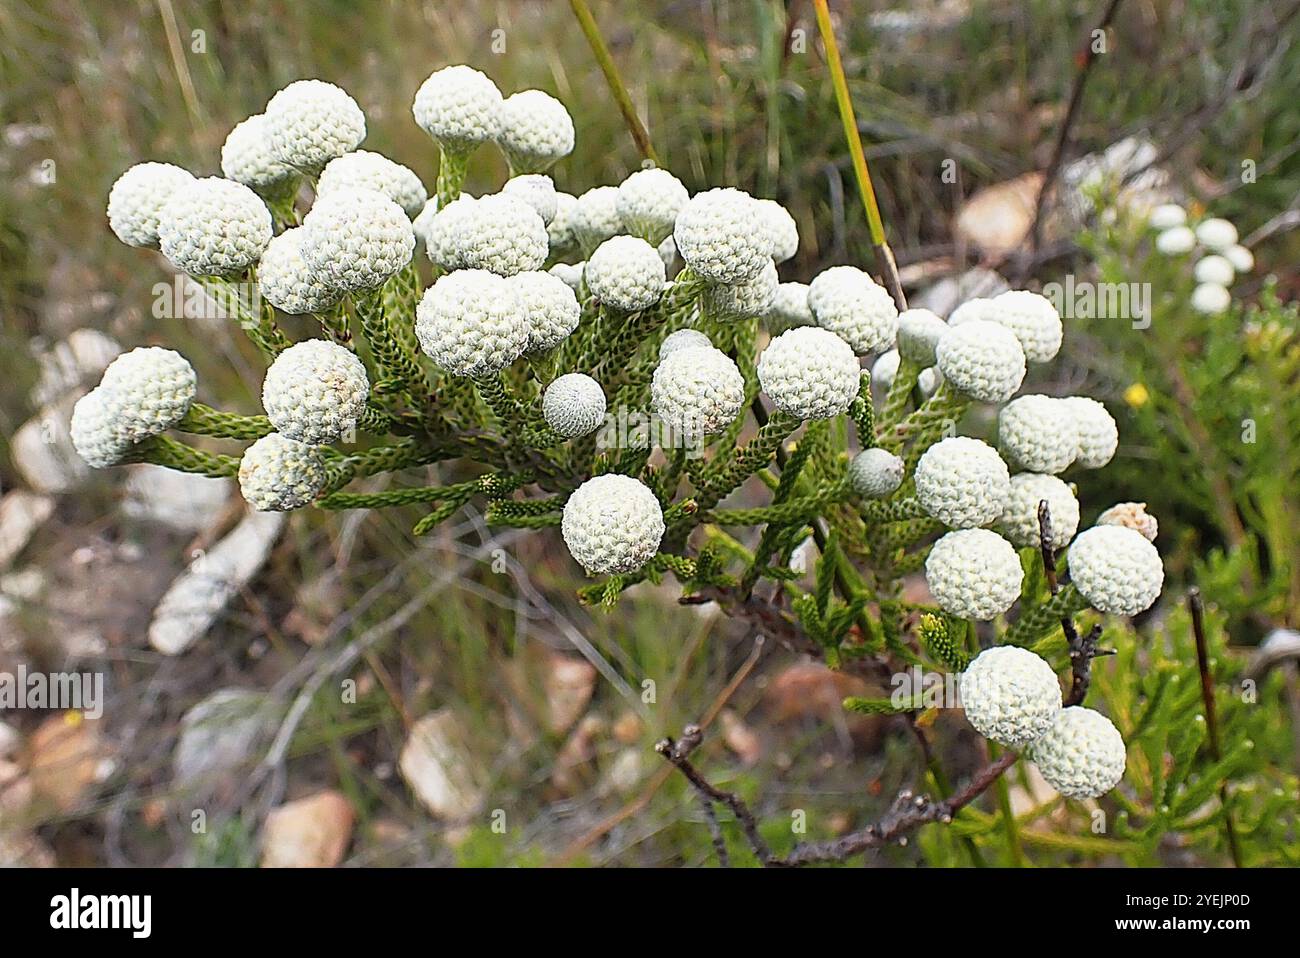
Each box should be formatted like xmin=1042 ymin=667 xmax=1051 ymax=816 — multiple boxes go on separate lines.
xmin=128 ymin=434 xmax=240 ymax=478
xmin=568 ymin=0 xmax=660 ymax=165
xmin=436 ymin=149 xmax=469 ymax=207
xmin=177 ymin=403 xmax=273 ymax=441
xmin=1002 ymin=585 xmax=1089 ymax=647
xmin=354 ymin=290 xmax=429 ymax=399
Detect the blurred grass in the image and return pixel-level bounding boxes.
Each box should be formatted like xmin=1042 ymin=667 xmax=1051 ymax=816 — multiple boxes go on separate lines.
xmin=1 ymin=0 xmax=1296 ymax=866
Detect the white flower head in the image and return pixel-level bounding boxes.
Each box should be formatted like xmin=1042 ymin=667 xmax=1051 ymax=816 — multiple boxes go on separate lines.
xmin=238 ymin=433 xmax=327 ymax=511
xmin=997 ymin=395 xmax=1078 ymax=474
xmin=999 ymin=473 xmax=1079 ymax=549
xmin=1195 ymin=217 xmax=1238 ymax=251
xmin=547 ymin=191 xmax=581 ymax=254
xmin=572 ymin=186 xmax=624 ymax=254
xmin=1067 ymin=524 xmax=1163 ymax=616
xmin=415 ymin=269 xmax=528 ymax=376
xmin=808 ymin=266 xmax=898 ymax=355
xmin=1147 ymin=204 xmax=1186 ymax=230
xmin=914 ymin=436 xmax=1011 ymax=529
xmin=617 ymin=168 xmax=689 ymax=244
xmin=960 ymin=646 xmax=1062 ymax=748
xmin=453 ymin=193 xmax=548 ymax=277
xmin=652 ymin=346 xmax=746 ymax=436
xmin=496 ymin=90 xmax=575 ymax=173
xmin=424 ymin=194 xmax=477 ymax=271
xmin=98 ymin=346 xmax=197 ymax=443
xmin=317 ymin=150 xmax=428 ymax=217
xmin=548 ymin=261 xmax=585 ymax=291
xmin=989 ymin=290 xmax=1063 ymax=364
xmin=1059 ymin=396 xmax=1118 ymax=469
xmin=412 ymin=65 xmax=503 ymax=154
xmin=947 ymin=297 xmax=999 ymax=325
xmin=1030 ymin=706 xmax=1126 ymax=799
xmin=925 ymin=528 xmax=1023 ymax=620
xmin=262 ymin=339 xmax=369 ymax=445
xmin=871 ymin=350 xmax=901 ymax=392
xmin=220 ymin=114 xmax=295 ymax=191
xmin=585 ymin=236 xmax=666 ymax=311
xmin=755 ymin=198 xmax=799 ymax=263
xmin=1190 ymin=282 xmax=1231 ymax=315
xmin=107 ymin=162 xmax=196 ymax=248
xmin=935 ymin=320 xmax=1026 ymax=403
xmin=659 ymin=329 xmax=713 ymax=362
xmin=543 ymin=373 xmax=606 ymax=439
xmin=301 ymin=187 xmax=415 ymax=293
xmin=701 ymin=259 xmax=779 ymax=321
xmin=1155 ymin=225 xmax=1196 ymax=255
xmin=1223 ymin=244 xmax=1254 ymax=273
xmin=508 ymin=270 xmax=580 ymax=353
xmin=562 ymin=474 xmax=665 ymax=574
xmin=264 ymin=79 xmax=366 ymax=172
xmin=768 ymin=282 xmax=813 ymax=328
xmin=411 ymin=197 xmax=439 ymax=248
xmin=502 ymin=174 xmax=558 ymax=225
xmin=848 ymin=448 xmax=904 ymax=499
xmin=257 ymin=228 xmax=342 ymax=315
xmin=896 ymin=308 xmax=948 ymax=366
xmin=158 ymin=177 xmax=272 ymax=276
xmin=70 ymin=388 xmax=132 ymax=468
xmin=757 ymin=326 xmax=861 ymax=421
xmin=1193 ymin=254 xmax=1235 ymax=287
xmin=673 ymin=188 xmax=770 ymax=284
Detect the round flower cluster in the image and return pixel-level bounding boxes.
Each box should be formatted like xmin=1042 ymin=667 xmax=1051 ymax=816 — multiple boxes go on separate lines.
xmin=238 ymin=434 xmax=328 ymax=511
xmin=808 ymin=266 xmax=898 ymax=355
xmin=416 ymin=269 xmax=528 ymax=376
xmin=925 ymin=528 xmax=1023 ymax=620
xmin=1066 ymin=524 xmax=1164 ymax=616
xmin=449 ymin=194 xmax=548 ymax=277
xmin=998 ymin=472 xmax=1079 ymax=549
xmin=618 ymin=168 xmax=690 ymax=244
xmin=757 ymin=327 xmax=862 ymax=421
xmin=256 ymin=228 xmax=342 ymax=315
xmin=496 ymin=90 xmax=575 ymax=173
xmin=914 ymin=436 xmax=1010 ymax=529
xmin=264 ymin=79 xmax=367 ymax=172
xmin=997 ymin=395 xmax=1078 ymax=474
xmin=1148 ymin=205 xmax=1253 ymax=316
xmin=651 ymin=345 xmax=746 ymax=436
xmin=72 ymin=347 xmax=198 ymax=467
xmin=262 ymin=339 xmax=370 ymax=445
xmin=1029 ymin=707 xmax=1127 ymax=799
xmin=562 ymin=475 xmax=665 ymax=575
xmin=935 ymin=320 xmax=1026 ymax=403
xmin=848 ymin=448 xmax=904 ymax=499
xmin=301 ymin=188 xmax=415 ymax=293
xmin=586 ymin=236 xmax=666 ymax=311
xmin=107 ymin=163 xmax=196 ymax=248
xmin=509 ymin=270 xmax=581 ymax=353
xmin=158 ymin=177 xmax=273 ymax=276
xmin=543 ymin=374 xmax=606 ymax=439
xmin=317 ymin=150 xmax=428 ymax=217
xmin=673 ymin=188 xmax=771 ymax=284
xmin=220 ymin=114 xmax=295 ymax=192
xmin=960 ymin=646 xmax=1062 ymax=749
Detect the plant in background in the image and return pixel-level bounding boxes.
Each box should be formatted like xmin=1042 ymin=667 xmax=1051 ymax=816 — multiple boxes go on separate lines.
xmin=73 ymin=52 xmax=1287 ymax=866
xmin=1081 ymin=199 xmax=1300 ymax=632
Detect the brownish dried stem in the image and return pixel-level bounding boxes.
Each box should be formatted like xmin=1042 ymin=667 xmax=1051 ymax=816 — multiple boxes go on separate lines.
xmin=1037 ymin=501 xmax=1109 ymax=706
xmin=657 ymin=723 xmax=1019 ymax=867
xmin=1188 ymin=587 xmax=1243 ymax=867
xmin=1028 ymin=0 xmax=1126 ymax=251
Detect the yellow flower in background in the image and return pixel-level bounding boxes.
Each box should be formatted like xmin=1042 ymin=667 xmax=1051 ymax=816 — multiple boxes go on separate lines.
xmin=1124 ymin=383 xmax=1150 ymax=408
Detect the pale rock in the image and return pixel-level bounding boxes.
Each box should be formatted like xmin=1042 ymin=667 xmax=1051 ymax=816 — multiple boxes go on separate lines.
xmin=0 ymin=491 xmax=55 ymax=570
xmin=27 ymin=712 xmax=111 ymax=814
xmin=260 ymin=790 xmax=355 ymax=868
xmin=720 ymin=708 xmax=762 ymax=766
xmin=148 ymin=511 xmax=285 ymax=655
xmin=30 ymin=328 xmax=122 ymax=408
xmin=174 ymin=688 xmax=271 ymax=797
xmin=955 ymin=172 xmax=1042 ymax=257
xmin=121 ymin=465 xmax=231 ymax=532
xmin=0 ymin=720 xmax=19 ymax=757
xmin=914 ymin=268 xmax=1009 ymax=317
xmin=544 ymin=653 xmax=597 ymax=734
xmin=399 ymin=709 xmax=486 ymax=820
xmin=11 ymin=393 xmax=89 ymax=494
xmin=600 ymin=747 xmax=645 ymax=796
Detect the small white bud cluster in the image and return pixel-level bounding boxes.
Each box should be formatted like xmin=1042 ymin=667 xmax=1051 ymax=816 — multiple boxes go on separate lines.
xmin=562 ymin=475 xmax=665 ymax=574
xmin=757 ymin=327 xmax=862 ymax=421
xmin=71 ymin=347 xmax=198 ymax=468
xmin=1147 ymin=205 xmax=1252 ymax=315
xmin=808 ymin=266 xmax=898 ymax=355
xmin=543 ymin=374 xmax=607 ymax=439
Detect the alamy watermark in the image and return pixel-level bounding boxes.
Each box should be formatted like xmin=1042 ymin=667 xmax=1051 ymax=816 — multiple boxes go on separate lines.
xmin=595 ymin=406 xmax=707 ymax=458
xmin=152 ymin=276 xmax=262 ymax=325
xmin=0 ymin=666 xmax=104 ymax=719
xmin=1042 ymin=274 xmax=1151 ymax=329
